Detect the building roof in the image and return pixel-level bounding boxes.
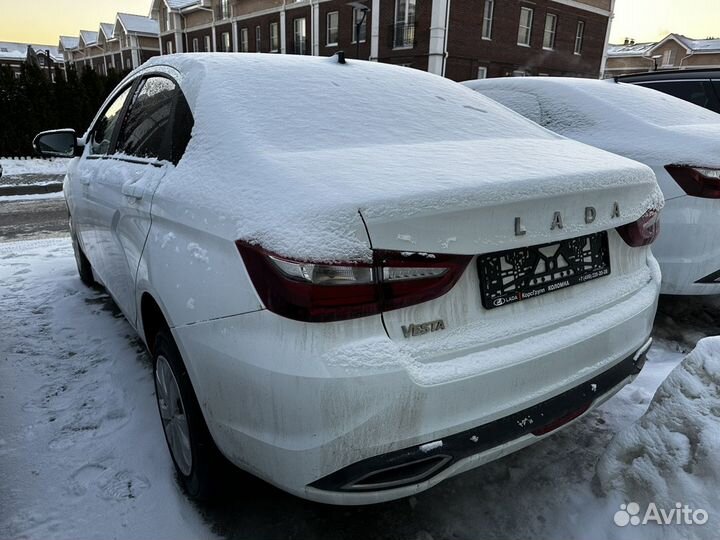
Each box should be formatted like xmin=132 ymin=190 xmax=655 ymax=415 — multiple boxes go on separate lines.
xmin=609 ymin=34 xmax=720 ymax=58
xmin=675 ymin=34 xmax=720 ymax=53
xmin=59 ymin=36 xmax=79 ymax=50
xmin=117 ymin=13 xmax=160 ymax=36
xmin=165 ymin=0 xmax=201 ymax=10
xmin=79 ymin=30 xmax=99 ymax=47
xmin=607 ymin=42 xmax=655 ymax=57
xmin=0 ymin=41 xmax=63 ymax=62
xmin=99 ymin=23 xmax=116 ymax=40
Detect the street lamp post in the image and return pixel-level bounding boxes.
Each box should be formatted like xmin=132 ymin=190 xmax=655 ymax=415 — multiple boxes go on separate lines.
xmin=347 ymin=1 xmax=369 ymax=60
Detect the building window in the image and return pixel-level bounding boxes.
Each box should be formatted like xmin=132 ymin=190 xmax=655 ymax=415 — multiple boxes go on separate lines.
xmin=662 ymin=49 xmax=676 ymax=67
xmin=574 ymin=20 xmax=585 ymax=54
xmin=204 ymin=35 xmax=212 ymax=52
xmin=126 ymin=58 xmax=131 ymax=69
xmin=255 ymin=26 xmax=261 ymax=52
xmin=482 ymin=0 xmax=494 ymax=40
xmin=270 ymin=22 xmax=280 ymax=52
xmin=543 ymin=13 xmax=557 ymax=50
xmin=166 ymin=40 xmax=174 ymax=54
xmin=513 ymin=70 xmax=528 ymax=77
xmin=517 ymin=7 xmax=533 ymax=46
xmin=166 ymin=11 xmax=173 ymax=32
xmin=220 ymin=0 xmax=230 ymax=20
xmin=240 ymin=28 xmax=249 ymax=52
xmin=352 ymin=7 xmax=368 ymax=43
xmin=192 ymin=38 xmax=199 ymax=52
xmin=222 ymin=32 xmax=231 ymax=52
xmin=294 ymin=18 xmax=307 ymax=54
xmin=327 ymin=11 xmax=339 ymax=46
xmin=393 ymin=0 xmax=416 ymax=48
xmin=477 ymin=66 xmax=487 ymax=79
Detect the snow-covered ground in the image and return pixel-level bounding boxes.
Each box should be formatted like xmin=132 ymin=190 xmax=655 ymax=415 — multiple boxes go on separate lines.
xmin=1 ymin=237 xmax=718 ymax=540
xmin=0 ymin=158 xmax=70 ymax=178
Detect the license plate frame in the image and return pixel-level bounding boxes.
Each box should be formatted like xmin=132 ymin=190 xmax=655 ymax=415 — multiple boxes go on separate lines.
xmin=477 ymin=232 xmax=611 ymax=310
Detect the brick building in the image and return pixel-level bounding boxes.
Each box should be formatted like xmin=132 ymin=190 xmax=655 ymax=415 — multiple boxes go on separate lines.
xmin=150 ymin=0 xmax=613 ymax=81
xmin=605 ymin=34 xmax=720 ymax=78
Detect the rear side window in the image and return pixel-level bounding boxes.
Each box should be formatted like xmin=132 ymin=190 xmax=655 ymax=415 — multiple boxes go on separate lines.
xmin=116 ymin=77 xmax=176 ymax=161
xmin=638 ymin=80 xmax=720 ymax=113
xmin=90 ymin=86 xmax=133 ymax=155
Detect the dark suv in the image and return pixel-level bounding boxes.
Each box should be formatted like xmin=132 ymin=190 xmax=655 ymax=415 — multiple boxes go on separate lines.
xmin=617 ymin=69 xmax=720 ymax=114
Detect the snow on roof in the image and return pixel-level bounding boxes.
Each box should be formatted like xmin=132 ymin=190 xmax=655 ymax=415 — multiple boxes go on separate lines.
xmin=99 ymin=23 xmax=116 ymax=40
xmin=465 ymin=77 xmax=720 ymax=169
xmin=136 ymin=54 xmax=659 ymax=262
xmin=165 ymin=0 xmax=201 ymax=10
xmin=79 ymin=30 xmax=99 ymax=47
xmin=0 ymin=41 xmax=63 ymax=62
xmin=676 ymin=34 xmax=720 ymax=53
xmin=607 ymin=42 xmax=655 ymax=57
xmin=117 ymin=13 xmax=160 ymax=36
xmin=596 ymin=337 xmax=720 ymax=511
xmin=59 ymin=36 xmax=79 ymax=50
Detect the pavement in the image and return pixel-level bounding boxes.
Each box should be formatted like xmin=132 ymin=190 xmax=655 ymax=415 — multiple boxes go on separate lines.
xmin=0 ymin=173 xmax=67 ymax=242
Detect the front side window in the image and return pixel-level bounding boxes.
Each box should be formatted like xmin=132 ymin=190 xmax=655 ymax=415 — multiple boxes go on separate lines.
xmin=543 ymin=13 xmax=557 ymax=50
xmin=352 ymin=7 xmax=368 ymax=43
xmin=574 ymin=20 xmax=585 ymax=54
xmin=294 ymin=18 xmax=307 ymax=54
xmin=327 ymin=11 xmax=339 ymax=46
xmin=116 ymin=77 xmax=176 ymax=161
xmin=518 ymin=7 xmax=533 ymax=46
xmin=222 ymin=32 xmax=231 ymax=52
xmin=90 ymin=86 xmax=132 ymax=155
xmin=394 ymin=0 xmax=416 ymax=48
xmin=270 ymin=22 xmax=280 ymax=52
xmin=240 ymin=28 xmax=249 ymax=52
xmin=482 ymin=0 xmax=494 ymax=40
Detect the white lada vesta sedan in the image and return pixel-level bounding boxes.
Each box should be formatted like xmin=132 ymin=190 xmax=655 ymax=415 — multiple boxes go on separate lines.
xmin=34 ymin=54 xmax=662 ymax=505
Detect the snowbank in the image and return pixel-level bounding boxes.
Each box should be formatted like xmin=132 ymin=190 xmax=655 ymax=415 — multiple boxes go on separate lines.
xmin=0 ymin=157 xmax=70 ymax=176
xmin=596 ymin=337 xmax=720 ymax=536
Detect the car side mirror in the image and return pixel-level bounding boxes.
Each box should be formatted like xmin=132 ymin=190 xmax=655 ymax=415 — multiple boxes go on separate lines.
xmin=33 ymin=129 xmax=82 ymax=158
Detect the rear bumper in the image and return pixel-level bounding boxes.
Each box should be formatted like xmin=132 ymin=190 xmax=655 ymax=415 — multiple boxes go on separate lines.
xmin=172 ymin=256 xmax=659 ymax=505
xmin=652 ymin=195 xmax=720 ymax=295
xmin=308 ymin=338 xmax=651 ymax=501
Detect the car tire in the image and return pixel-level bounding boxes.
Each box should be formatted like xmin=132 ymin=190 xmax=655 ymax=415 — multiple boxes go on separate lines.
xmin=153 ymin=329 xmax=223 ymax=500
xmin=71 ymin=231 xmax=95 ymax=287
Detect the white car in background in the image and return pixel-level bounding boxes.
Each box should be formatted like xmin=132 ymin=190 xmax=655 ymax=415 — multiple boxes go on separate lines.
xmin=35 ymin=54 xmax=661 ymax=505
xmin=465 ymin=77 xmax=720 ymax=295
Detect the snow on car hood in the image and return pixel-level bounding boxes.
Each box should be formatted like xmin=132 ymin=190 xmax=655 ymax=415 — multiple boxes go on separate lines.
xmin=146 ymin=54 xmax=662 ymax=262
xmin=465 ymin=77 xmax=720 ymax=169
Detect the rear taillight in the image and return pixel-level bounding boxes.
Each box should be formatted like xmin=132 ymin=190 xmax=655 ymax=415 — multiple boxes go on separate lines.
xmin=616 ymin=208 xmax=660 ymax=247
xmin=665 ymin=165 xmax=720 ymax=198
xmin=236 ymin=241 xmax=471 ymax=322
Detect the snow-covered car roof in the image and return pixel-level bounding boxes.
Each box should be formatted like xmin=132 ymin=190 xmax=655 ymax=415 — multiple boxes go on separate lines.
xmin=125 ymin=55 xmax=660 ymax=262
xmin=464 ymin=77 xmax=720 ymax=167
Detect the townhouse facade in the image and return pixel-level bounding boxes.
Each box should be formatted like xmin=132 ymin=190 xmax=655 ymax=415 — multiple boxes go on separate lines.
xmin=0 ymin=41 xmax=65 ymax=80
xmin=59 ymin=13 xmax=161 ymax=73
xmin=151 ymin=0 xmax=613 ymax=80
xmin=605 ymin=34 xmax=720 ymax=78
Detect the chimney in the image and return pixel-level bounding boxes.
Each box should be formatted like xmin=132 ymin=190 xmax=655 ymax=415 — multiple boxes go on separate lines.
xmin=624 ymin=38 xmax=630 ymax=45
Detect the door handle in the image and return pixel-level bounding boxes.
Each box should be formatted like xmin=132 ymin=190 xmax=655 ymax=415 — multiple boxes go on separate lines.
xmin=121 ymin=183 xmax=145 ymax=200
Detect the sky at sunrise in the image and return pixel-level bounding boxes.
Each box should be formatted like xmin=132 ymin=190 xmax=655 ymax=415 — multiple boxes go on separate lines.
xmin=0 ymin=0 xmax=719 ymax=46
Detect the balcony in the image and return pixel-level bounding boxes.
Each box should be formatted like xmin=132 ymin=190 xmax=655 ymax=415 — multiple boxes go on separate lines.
xmin=391 ymin=22 xmax=416 ymax=49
